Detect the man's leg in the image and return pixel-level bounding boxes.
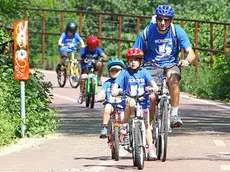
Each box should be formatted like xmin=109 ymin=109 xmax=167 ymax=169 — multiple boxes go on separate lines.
xmin=168 ymin=69 xmax=183 ymax=128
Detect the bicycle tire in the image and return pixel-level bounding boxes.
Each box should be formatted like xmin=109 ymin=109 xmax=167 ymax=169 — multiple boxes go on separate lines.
xmin=161 ymin=100 xmax=168 ymax=162
xmin=57 ymin=65 xmax=67 ymax=87
xmin=133 ymin=122 xmax=144 ymax=170
xmin=90 ymin=78 xmax=95 ymax=109
xmin=69 ymin=61 xmax=81 ymax=88
xmin=113 ymin=127 xmax=119 ymax=161
xmin=155 ymin=122 xmax=161 ymax=160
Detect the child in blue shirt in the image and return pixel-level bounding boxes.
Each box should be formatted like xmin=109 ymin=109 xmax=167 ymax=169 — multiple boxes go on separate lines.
xmin=95 ymin=58 xmax=126 ymax=138
xmin=112 ymin=48 xmax=159 ymax=161
xmin=77 ymin=35 xmax=107 ymax=104
xmin=56 ymin=21 xmax=85 ymax=73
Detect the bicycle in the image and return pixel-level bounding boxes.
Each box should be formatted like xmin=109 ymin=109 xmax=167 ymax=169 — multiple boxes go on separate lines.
xmin=107 ymin=96 xmax=127 ymax=161
xmin=144 ymin=61 xmax=178 ymax=162
xmin=57 ymin=47 xmax=81 ymax=88
xmin=122 ymin=90 xmax=154 ymax=170
xmin=81 ymin=58 xmax=106 ymax=109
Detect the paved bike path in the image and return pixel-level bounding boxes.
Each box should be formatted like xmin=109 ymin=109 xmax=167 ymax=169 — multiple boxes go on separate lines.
xmin=0 ymin=70 xmax=230 ymax=172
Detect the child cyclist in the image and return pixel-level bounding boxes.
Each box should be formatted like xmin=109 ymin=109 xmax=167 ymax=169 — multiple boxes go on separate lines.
xmin=56 ymin=21 xmax=85 ymax=73
xmin=95 ymin=58 xmax=126 ymax=138
xmin=112 ymin=47 xmax=159 ymax=161
xmin=77 ymin=35 xmax=107 ymax=104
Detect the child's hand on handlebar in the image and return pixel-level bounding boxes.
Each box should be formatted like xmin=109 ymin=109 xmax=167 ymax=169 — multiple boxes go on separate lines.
xmin=145 ymin=86 xmax=159 ymax=93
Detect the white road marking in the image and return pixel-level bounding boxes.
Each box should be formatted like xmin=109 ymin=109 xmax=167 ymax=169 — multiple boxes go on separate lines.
xmin=220 ymin=152 xmax=230 ymax=159
xmin=53 ymin=93 xmax=76 ymax=103
xmin=221 ymin=165 xmax=230 ymax=171
xmin=213 ymin=140 xmax=226 ymax=147
xmin=204 ymin=130 xmax=216 ymax=134
xmin=181 ymin=94 xmax=230 ymax=110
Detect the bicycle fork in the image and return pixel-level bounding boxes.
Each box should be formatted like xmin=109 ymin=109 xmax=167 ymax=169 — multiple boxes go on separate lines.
xmin=157 ymin=96 xmax=172 ymax=133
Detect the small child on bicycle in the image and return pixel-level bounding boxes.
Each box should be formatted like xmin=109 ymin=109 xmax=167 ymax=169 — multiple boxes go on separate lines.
xmin=77 ymin=35 xmax=107 ymax=104
xmin=94 ymin=58 xmax=126 ymax=138
xmin=56 ymin=21 xmax=85 ymax=73
xmin=112 ymin=47 xmax=159 ymax=161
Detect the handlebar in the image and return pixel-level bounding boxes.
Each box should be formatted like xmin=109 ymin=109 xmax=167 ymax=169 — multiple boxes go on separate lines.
xmin=83 ymin=58 xmax=107 ymax=63
xmin=143 ymin=60 xmax=180 ymax=69
xmin=118 ymin=88 xmax=159 ymax=101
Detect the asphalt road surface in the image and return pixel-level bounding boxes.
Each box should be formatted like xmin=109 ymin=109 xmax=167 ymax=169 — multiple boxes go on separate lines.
xmin=0 ymin=70 xmax=230 ymax=172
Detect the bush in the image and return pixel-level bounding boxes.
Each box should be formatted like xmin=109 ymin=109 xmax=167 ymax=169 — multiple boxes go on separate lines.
xmin=181 ymin=58 xmax=230 ymax=102
xmin=0 ymin=62 xmax=58 ymax=146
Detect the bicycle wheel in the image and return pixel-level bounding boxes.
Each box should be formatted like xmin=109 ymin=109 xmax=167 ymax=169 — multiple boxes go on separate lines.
xmin=69 ymin=61 xmax=81 ymax=88
xmin=90 ymin=78 xmax=95 ymax=109
xmin=57 ymin=65 xmax=67 ymax=87
xmin=133 ymin=121 xmax=144 ymax=170
xmin=160 ymin=100 xmax=169 ymax=162
xmin=155 ymin=120 xmax=161 ymax=160
xmin=113 ymin=127 xmax=119 ymax=161
xmin=85 ymin=80 xmax=90 ymax=107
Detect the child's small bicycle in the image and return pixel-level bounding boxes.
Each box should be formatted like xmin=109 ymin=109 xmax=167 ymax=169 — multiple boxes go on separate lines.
xmin=107 ymin=96 xmax=127 ymax=161
xmin=82 ymin=58 xmax=106 ymax=109
xmin=57 ymin=47 xmax=81 ymax=88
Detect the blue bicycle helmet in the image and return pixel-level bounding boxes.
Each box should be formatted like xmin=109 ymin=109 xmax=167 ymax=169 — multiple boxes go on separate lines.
xmin=107 ymin=58 xmax=126 ymax=71
xmin=155 ymin=5 xmax=175 ymax=18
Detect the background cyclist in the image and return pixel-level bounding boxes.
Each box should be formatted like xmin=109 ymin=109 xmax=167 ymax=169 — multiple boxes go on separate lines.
xmin=77 ymin=35 xmax=107 ymax=104
xmin=95 ymin=58 xmax=126 ymax=139
xmin=112 ymin=48 xmax=159 ymax=161
xmin=56 ymin=21 xmax=85 ymax=73
xmin=133 ymin=4 xmax=196 ymax=128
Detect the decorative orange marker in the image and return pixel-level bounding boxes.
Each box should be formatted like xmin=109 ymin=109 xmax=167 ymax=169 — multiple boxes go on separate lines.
xmin=14 ymin=20 xmax=30 ymax=80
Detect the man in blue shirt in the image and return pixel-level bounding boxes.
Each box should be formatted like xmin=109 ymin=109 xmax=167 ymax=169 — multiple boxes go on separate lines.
xmin=133 ymin=5 xmax=196 ymax=128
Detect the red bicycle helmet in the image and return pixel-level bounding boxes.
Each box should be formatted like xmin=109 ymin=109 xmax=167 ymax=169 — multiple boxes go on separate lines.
xmin=126 ymin=48 xmax=144 ymax=59
xmin=87 ymin=35 xmax=99 ymax=48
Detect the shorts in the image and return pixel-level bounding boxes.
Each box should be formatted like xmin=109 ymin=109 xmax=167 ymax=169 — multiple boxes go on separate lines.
xmin=60 ymin=51 xmax=68 ymax=59
xmin=145 ymin=66 xmax=181 ymax=86
xmin=81 ymin=63 xmax=98 ymax=74
xmin=103 ymin=101 xmax=126 ymax=111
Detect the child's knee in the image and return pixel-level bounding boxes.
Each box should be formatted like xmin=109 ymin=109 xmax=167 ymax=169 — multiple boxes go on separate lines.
xmin=126 ymin=97 xmax=135 ymax=107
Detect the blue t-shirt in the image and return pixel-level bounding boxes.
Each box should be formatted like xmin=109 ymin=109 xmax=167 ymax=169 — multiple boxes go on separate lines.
xmin=80 ymin=46 xmax=104 ymax=69
xmin=133 ymin=23 xmax=191 ymax=66
xmin=102 ymin=78 xmax=125 ymax=111
xmin=58 ymin=32 xmax=83 ymax=52
xmin=115 ymin=68 xmax=152 ymax=108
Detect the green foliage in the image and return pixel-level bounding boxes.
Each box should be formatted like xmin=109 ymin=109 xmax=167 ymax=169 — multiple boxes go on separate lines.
xmin=181 ymin=53 xmax=230 ymax=101
xmin=0 ymin=62 xmax=58 ymax=146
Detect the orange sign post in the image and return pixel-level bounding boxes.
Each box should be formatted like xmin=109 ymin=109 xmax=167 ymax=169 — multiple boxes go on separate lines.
xmin=14 ymin=20 xmax=30 ymax=138
xmin=14 ymin=20 xmax=30 ymax=80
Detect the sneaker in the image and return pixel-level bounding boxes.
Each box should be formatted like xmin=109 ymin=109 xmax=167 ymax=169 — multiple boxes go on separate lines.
xmin=71 ymin=76 xmax=79 ymax=82
xmin=170 ymin=115 xmax=183 ymax=128
xmin=56 ymin=64 xmax=61 ymax=74
xmin=147 ymin=149 xmax=157 ymax=161
xmin=77 ymin=94 xmax=83 ymax=104
xmin=120 ymin=123 xmax=129 ymax=135
xmin=100 ymin=125 xmax=108 ymax=139
xmin=123 ymin=135 xmax=130 ymax=144
xmin=98 ymin=77 xmax=102 ymax=86
xmin=123 ymin=145 xmax=132 ymax=153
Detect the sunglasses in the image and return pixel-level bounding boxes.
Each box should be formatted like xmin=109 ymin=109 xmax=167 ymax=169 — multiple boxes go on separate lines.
xmin=156 ymin=17 xmax=172 ymax=23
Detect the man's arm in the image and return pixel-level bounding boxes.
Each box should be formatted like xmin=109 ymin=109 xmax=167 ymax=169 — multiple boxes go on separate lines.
xmin=180 ymin=47 xmax=196 ymax=67
xmin=185 ymin=47 xmax=196 ymax=64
